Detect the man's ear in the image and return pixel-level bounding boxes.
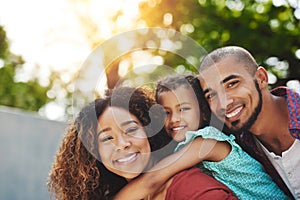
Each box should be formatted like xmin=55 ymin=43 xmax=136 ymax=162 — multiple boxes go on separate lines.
xmin=255 ymin=66 xmax=268 ymax=89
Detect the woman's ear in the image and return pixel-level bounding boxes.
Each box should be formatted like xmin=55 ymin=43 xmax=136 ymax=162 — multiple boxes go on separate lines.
xmin=255 ymin=66 xmax=268 ymax=89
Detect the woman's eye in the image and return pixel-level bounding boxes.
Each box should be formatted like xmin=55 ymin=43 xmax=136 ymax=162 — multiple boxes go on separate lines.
xmin=100 ymin=136 xmax=113 ymax=142
xmin=125 ymin=127 xmax=139 ymax=134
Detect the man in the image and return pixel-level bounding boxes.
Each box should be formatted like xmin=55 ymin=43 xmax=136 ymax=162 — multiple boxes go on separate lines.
xmin=198 ymin=46 xmax=300 ymax=199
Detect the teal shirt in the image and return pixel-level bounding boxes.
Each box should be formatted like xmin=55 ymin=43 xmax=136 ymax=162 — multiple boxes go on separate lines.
xmin=175 ymin=126 xmax=289 ymax=200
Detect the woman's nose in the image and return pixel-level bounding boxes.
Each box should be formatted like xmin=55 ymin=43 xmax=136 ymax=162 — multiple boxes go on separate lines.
xmin=115 ymin=134 xmax=131 ymax=150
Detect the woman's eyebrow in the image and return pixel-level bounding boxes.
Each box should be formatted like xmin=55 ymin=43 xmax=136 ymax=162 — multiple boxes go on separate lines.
xmin=120 ymin=120 xmax=138 ymax=127
xmin=97 ymin=120 xmax=138 ymax=135
xmin=97 ymin=127 xmax=110 ymax=136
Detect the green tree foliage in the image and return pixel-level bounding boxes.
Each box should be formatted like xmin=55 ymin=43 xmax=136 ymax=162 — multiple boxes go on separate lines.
xmin=0 ymin=25 xmax=51 ymax=111
xmin=1 ymin=0 xmax=299 ymax=114
xmin=138 ymin=0 xmax=300 ymax=87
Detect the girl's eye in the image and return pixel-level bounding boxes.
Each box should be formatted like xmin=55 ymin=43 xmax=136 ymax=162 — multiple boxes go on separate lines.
xmin=164 ymin=110 xmax=170 ymax=115
xmin=180 ymin=107 xmax=191 ymax=112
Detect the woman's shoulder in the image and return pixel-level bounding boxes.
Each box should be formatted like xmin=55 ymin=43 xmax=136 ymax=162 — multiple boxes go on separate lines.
xmin=165 ymin=167 xmax=238 ymax=200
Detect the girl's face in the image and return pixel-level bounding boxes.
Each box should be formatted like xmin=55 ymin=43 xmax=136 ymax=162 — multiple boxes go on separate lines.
xmin=158 ymin=85 xmax=201 ymax=142
xmin=97 ymin=107 xmax=151 ymax=181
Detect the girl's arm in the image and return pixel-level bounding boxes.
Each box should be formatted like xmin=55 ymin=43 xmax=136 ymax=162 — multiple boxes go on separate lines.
xmin=113 ymin=136 xmax=231 ymax=200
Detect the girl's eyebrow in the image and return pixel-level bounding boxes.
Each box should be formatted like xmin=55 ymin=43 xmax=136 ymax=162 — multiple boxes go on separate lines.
xmin=179 ymin=102 xmax=191 ymax=105
xmin=177 ymin=102 xmax=191 ymax=107
xmin=163 ymin=102 xmax=191 ymax=109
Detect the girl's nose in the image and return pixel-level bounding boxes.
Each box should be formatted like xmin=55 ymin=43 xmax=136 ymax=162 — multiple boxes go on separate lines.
xmin=170 ymin=112 xmax=181 ymax=123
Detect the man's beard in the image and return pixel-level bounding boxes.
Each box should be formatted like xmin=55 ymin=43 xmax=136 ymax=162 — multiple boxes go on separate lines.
xmin=230 ymin=80 xmax=263 ymax=134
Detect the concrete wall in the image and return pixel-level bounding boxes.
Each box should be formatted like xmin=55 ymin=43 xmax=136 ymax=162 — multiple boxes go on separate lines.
xmin=0 ymin=106 xmax=67 ymax=200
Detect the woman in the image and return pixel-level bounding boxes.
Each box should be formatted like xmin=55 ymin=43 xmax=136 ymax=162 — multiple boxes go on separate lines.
xmin=48 ymin=87 xmax=237 ymax=200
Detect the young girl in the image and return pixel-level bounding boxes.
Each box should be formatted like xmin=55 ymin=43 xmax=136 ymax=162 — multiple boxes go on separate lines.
xmin=113 ymin=74 xmax=289 ymax=200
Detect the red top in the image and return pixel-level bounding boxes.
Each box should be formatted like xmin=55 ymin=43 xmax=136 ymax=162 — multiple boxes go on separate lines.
xmin=166 ymin=167 xmax=238 ymax=200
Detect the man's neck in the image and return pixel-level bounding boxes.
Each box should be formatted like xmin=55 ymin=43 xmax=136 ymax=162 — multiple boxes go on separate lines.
xmin=250 ymin=94 xmax=294 ymax=155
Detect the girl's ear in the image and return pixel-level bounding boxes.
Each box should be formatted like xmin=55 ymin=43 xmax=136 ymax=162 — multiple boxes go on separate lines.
xmin=255 ymin=66 xmax=268 ymax=89
xmin=201 ymin=112 xmax=207 ymax=121
xmin=199 ymin=112 xmax=209 ymax=128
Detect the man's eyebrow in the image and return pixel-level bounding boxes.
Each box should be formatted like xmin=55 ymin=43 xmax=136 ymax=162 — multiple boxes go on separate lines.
xmin=221 ymin=75 xmax=239 ymax=84
xmin=203 ymin=88 xmax=212 ymax=95
xmin=202 ymin=75 xmax=240 ymax=95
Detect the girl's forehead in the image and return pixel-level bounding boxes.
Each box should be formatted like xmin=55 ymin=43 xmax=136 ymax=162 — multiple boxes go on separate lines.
xmin=160 ymin=84 xmax=193 ymax=95
xmin=158 ymin=86 xmax=198 ymax=104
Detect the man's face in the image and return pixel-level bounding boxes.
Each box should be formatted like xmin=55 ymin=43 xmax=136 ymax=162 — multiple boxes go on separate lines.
xmin=199 ymin=56 xmax=262 ymax=133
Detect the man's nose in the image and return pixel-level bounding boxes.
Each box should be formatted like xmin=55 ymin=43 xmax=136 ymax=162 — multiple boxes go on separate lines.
xmin=218 ymin=92 xmax=234 ymax=111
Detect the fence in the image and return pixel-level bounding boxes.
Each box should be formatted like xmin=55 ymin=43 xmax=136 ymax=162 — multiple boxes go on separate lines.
xmin=0 ymin=106 xmax=67 ymax=200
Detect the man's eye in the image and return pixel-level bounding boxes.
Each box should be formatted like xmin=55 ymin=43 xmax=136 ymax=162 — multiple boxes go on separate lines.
xmin=206 ymin=92 xmax=216 ymax=100
xmin=228 ymin=80 xmax=239 ymax=88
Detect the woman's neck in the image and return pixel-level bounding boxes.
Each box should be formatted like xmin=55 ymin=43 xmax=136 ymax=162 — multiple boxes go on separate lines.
xmin=126 ymin=157 xmax=157 ymax=182
xmin=150 ymin=178 xmax=173 ymax=200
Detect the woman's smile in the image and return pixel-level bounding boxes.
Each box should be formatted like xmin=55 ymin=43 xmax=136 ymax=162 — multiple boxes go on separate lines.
xmin=114 ymin=152 xmax=139 ymax=165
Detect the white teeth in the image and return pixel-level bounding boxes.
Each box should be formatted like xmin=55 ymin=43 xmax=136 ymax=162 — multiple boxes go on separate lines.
xmin=225 ymin=107 xmax=243 ymax=118
xmin=172 ymin=126 xmax=185 ymax=131
xmin=116 ymin=153 xmax=137 ymax=163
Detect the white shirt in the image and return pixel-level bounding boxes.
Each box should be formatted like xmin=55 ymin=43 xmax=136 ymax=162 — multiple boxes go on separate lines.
xmin=255 ymin=138 xmax=300 ymax=199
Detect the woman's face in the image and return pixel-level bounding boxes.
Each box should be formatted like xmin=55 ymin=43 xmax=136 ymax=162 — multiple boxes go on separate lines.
xmin=97 ymin=106 xmax=151 ymax=181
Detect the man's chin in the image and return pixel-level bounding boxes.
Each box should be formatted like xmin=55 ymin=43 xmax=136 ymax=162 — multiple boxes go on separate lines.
xmin=226 ymin=121 xmax=244 ymax=134
xmin=228 ymin=121 xmax=254 ymax=135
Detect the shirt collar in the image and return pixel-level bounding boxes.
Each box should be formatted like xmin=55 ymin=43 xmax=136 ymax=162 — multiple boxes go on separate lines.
xmin=271 ymin=86 xmax=300 ymax=130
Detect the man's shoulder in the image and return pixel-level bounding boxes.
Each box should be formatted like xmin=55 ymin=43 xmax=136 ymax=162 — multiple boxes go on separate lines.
xmin=271 ymin=86 xmax=288 ymax=96
xmin=271 ymin=86 xmax=299 ymax=99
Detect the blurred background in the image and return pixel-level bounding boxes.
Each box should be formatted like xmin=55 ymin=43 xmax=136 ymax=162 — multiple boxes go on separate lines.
xmin=1 ymin=0 xmax=300 ymax=121
xmin=0 ymin=0 xmax=299 ymax=199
